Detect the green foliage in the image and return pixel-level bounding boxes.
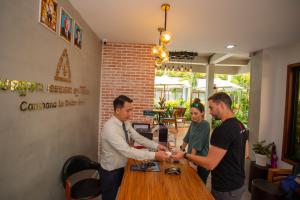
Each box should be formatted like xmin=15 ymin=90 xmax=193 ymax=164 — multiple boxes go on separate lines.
xmin=211 ymin=73 xmax=250 ymax=128
xmin=183 ymin=100 xmax=191 ymax=121
xmin=231 ymin=73 xmax=250 ymax=89
xmin=252 ymin=140 xmax=273 ymax=158
xmin=155 ymin=72 xmax=250 ymax=128
xmin=155 ymin=70 xmax=205 ymax=79
xmin=215 ymin=74 xmax=228 ymax=80
xmin=164 ymin=100 xmax=180 ymax=117
xmin=155 ymin=70 xmax=164 ymax=76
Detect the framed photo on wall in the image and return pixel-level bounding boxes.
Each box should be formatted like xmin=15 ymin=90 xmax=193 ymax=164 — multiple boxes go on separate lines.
xmin=74 ymin=21 xmax=83 ymax=49
xmin=38 ymin=0 xmax=58 ymax=32
xmin=59 ymin=8 xmax=73 ymax=43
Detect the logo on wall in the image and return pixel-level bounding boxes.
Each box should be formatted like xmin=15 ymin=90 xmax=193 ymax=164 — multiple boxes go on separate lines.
xmin=54 ymin=48 xmax=71 ymax=82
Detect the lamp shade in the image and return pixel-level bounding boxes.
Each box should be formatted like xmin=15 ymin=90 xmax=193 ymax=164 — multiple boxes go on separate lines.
xmin=151 ymin=45 xmax=161 ymax=56
xmin=155 ymin=59 xmax=163 ymax=67
xmin=159 ymin=46 xmax=169 ymax=60
xmin=160 ymin=31 xmax=172 ymax=45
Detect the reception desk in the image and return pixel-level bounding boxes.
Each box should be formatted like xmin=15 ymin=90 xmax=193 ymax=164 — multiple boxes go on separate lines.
xmin=117 ymin=159 xmax=214 ymax=200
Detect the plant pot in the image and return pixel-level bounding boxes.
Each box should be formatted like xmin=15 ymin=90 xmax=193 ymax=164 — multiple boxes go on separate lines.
xmin=255 ymin=153 xmax=268 ymax=166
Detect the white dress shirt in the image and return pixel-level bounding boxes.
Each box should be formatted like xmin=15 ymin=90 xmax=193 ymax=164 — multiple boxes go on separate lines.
xmin=100 ymin=116 xmax=158 ymax=171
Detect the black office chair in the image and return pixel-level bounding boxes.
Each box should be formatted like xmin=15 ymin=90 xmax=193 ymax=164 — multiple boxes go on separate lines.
xmin=61 ymin=155 xmax=101 ymax=200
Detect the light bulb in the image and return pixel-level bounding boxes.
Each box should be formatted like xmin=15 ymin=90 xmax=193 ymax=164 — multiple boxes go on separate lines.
xmin=159 ymin=47 xmax=169 ymax=59
xmin=151 ymin=45 xmax=161 ymax=56
xmin=160 ymin=31 xmax=172 ymax=45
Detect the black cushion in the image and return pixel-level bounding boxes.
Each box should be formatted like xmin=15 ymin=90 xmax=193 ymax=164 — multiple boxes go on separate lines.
xmin=71 ymin=178 xmax=101 ymax=199
xmin=251 ymin=179 xmax=285 ymax=200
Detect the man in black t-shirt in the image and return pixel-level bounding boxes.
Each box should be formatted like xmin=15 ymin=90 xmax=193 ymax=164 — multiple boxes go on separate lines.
xmin=173 ymin=92 xmax=249 ymax=200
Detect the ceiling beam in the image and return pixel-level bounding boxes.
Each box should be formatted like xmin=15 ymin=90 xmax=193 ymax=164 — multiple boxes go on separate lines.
xmin=216 ymin=58 xmax=250 ymax=67
xmin=168 ymin=55 xmax=209 ymax=66
xmin=209 ymin=53 xmax=232 ymax=64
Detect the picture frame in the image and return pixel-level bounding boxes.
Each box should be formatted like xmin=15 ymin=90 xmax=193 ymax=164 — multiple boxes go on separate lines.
xmin=74 ymin=21 xmax=83 ymax=49
xmin=282 ymin=62 xmax=300 ymax=165
xmin=59 ymin=7 xmax=73 ymax=43
xmin=38 ymin=0 xmax=58 ymax=32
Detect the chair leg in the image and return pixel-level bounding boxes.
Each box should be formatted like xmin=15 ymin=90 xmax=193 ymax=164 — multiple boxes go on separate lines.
xmin=174 ymin=120 xmax=178 ymax=131
xmin=65 ymin=179 xmax=72 ymax=200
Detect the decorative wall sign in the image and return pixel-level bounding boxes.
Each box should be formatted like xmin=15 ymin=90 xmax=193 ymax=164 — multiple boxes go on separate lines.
xmin=55 ymin=49 xmax=71 ymax=82
xmin=59 ymin=8 xmax=73 ymax=43
xmin=39 ymin=0 xmax=58 ymax=32
xmin=74 ymin=21 xmax=83 ymax=49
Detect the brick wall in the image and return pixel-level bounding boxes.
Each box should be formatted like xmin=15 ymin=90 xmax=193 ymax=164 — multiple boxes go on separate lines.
xmin=99 ymin=42 xmax=155 ymax=129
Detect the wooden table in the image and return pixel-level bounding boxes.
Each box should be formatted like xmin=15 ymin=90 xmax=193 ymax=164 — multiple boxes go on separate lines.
xmin=117 ymin=159 xmax=214 ymax=200
xmin=152 ymin=109 xmax=167 ymax=123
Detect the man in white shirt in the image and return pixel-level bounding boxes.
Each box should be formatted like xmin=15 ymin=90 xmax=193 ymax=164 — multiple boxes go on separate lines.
xmin=100 ymin=95 xmax=169 ymax=200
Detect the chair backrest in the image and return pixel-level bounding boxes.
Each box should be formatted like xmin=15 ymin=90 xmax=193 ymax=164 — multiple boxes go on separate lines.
xmin=61 ymin=155 xmax=100 ymax=188
xmin=293 ymin=164 xmax=300 ymax=175
xmin=268 ymin=168 xmax=293 ymax=184
xmin=172 ymin=107 xmax=186 ymax=118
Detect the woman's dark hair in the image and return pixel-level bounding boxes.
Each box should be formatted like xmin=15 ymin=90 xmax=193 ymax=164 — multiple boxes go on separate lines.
xmin=113 ymin=95 xmax=133 ymax=111
xmin=190 ymin=98 xmax=205 ymax=112
xmin=208 ymin=92 xmax=232 ymax=108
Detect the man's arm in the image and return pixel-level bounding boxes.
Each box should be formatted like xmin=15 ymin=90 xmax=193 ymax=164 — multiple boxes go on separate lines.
xmin=245 ymin=140 xmax=249 ymax=159
xmin=188 ymin=148 xmax=197 ymax=170
xmin=128 ymin=125 xmax=160 ymax=150
xmin=105 ymin=128 xmax=168 ymax=161
xmin=172 ymin=145 xmax=227 ymax=170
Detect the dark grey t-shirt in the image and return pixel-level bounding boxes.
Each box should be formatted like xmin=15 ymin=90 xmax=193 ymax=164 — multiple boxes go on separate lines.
xmin=183 ymin=120 xmax=210 ymax=156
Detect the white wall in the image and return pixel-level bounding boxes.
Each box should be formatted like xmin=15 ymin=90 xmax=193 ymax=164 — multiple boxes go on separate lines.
xmin=252 ymin=43 xmax=300 ymax=168
xmin=0 ymin=0 xmax=101 ymax=199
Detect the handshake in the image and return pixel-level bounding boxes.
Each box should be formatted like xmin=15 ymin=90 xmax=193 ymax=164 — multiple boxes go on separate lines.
xmin=154 ymin=144 xmax=182 ymax=161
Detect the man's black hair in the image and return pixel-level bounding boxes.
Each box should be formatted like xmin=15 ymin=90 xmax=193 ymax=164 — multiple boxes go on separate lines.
xmin=208 ymin=92 xmax=232 ymax=109
xmin=113 ymin=95 xmax=133 ymax=111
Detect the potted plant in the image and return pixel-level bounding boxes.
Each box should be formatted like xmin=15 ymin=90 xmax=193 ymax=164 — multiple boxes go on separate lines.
xmin=252 ymin=140 xmax=272 ymax=166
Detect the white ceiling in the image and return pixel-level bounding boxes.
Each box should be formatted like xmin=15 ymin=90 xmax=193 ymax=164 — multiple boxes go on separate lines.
xmin=70 ymin=0 xmax=300 ymax=54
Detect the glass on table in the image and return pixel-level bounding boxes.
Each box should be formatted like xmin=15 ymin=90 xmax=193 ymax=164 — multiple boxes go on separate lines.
xmin=167 ymin=133 xmax=178 ymax=163
xmin=168 ymin=133 xmax=177 ymax=153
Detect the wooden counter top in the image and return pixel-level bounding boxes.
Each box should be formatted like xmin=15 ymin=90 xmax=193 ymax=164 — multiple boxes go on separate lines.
xmin=117 ymin=159 xmax=214 ymax=200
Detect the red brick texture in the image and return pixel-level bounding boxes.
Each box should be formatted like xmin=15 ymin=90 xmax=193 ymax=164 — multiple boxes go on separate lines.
xmin=99 ymin=42 xmax=155 ymax=128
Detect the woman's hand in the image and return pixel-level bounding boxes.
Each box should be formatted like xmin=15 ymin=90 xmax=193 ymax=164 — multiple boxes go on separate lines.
xmin=157 ymin=144 xmax=167 ymax=151
xmin=189 ymin=161 xmax=197 ymax=170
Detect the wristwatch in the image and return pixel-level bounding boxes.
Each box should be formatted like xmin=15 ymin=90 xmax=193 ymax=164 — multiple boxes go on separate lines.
xmin=184 ymin=152 xmax=189 ymax=159
xmin=180 ymin=145 xmax=185 ymax=152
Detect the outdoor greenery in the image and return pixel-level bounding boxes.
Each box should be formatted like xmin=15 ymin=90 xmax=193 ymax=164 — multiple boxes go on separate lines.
xmin=154 ymin=71 xmax=250 ymax=128
xmin=156 ymin=70 xmax=206 ymax=78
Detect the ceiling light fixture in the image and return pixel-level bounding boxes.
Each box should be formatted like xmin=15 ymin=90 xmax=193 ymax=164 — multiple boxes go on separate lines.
xmin=226 ymin=44 xmax=236 ymax=49
xmin=152 ymin=3 xmax=172 ymax=67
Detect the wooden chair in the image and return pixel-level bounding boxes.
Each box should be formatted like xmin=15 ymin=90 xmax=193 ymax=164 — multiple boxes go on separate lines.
xmin=251 ymin=167 xmax=299 ymax=200
xmin=268 ymin=168 xmax=293 ymax=184
xmin=161 ymin=107 xmax=186 ymax=131
xmin=268 ymin=167 xmax=300 ymax=196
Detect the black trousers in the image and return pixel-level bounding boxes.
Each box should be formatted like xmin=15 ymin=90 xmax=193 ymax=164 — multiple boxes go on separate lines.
xmin=100 ymin=165 xmax=125 ymax=200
